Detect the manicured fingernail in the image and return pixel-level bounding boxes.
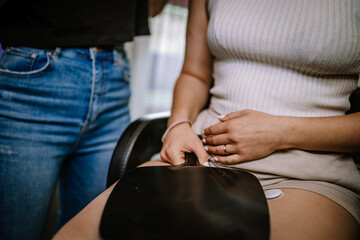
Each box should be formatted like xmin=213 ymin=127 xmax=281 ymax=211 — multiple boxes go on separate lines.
xmin=203 ymin=162 xmax=209 ymax=167
xmin=218 ymin=114 xmax=226 ymax=119
xmin=202 ymin=138 xmax=206 ymax=144
xmin=208 ymin=155 xmax=218 ymax=162
xmin=202 ymin=130 xmax=207 ymax=137
xmin=204 ymin=146 xmax=208 ymax=151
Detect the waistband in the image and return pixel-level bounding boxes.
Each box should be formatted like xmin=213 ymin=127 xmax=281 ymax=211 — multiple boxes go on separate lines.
xmin=3 ymin=45 xmax=126 ymax=60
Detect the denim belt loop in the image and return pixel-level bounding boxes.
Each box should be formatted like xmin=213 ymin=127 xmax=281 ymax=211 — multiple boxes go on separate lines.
xmin=113 ymin=48 xmax=120 ymax=64
xmin=89 ymin=47 xmax=96 ymax=60
xmin=92 ymin=47 xmax=98 ymax=54
xmin=52 ymin=47 xmax=61 ymax=58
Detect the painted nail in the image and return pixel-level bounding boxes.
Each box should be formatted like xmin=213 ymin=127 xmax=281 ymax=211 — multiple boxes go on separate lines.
xmin=203 ymin=162 xmax=209 ymax=167
xmin=218 ymin=114 xmax=226 ymax=119
xmin=204 ymin=146 xmax=208 ymax=151
xmin=202 ymin=138 xmax=206 ymax=144
xmin=208 ymin=155 xmax=218 ymax=162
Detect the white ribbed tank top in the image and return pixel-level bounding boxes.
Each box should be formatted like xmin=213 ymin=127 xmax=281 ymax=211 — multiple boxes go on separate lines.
xmin=192 ymin=0 xmax=360 ymax=200
xmin=207 ymin=0 xmax=359 ymax=117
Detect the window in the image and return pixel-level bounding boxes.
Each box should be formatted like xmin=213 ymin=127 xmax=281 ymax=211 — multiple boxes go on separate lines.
xmin=127 ymin=2 xmax=188 ymax=119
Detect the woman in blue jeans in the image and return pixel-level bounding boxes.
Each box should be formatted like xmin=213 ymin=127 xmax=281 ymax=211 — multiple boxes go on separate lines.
xmin=0 ymin=0 xmax=167 ymax=239
xmin=0 ymin=46 xmax=131 ymax=238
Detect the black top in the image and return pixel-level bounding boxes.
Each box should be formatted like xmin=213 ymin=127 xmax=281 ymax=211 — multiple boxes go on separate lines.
xmin=0 ymin=0 xmax=150 ymax=48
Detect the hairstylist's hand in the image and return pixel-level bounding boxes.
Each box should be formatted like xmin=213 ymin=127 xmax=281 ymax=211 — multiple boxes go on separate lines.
xmin=160 ymin=123 xmax=209 ymax=165
xmin=203 ymin=109 xmax=286 ymax=164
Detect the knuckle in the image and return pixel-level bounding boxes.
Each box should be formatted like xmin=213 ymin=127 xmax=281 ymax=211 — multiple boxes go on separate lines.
xmin=222 ymin=159 xmax=231 ymax=164
xmin=218 ymin=157 xmax=227 ymax=164
xmin=227 ymin=121 xmax=237 ymax=132
xmin=228 ymin=132 xmax=238 ymax=142
xmin=224 ymin=122 xmax=231 ymax=131
xmin=207 ymin=146 xmax=214 ymax=153
xmin=206 ymin=136 xmax=213 ymax=144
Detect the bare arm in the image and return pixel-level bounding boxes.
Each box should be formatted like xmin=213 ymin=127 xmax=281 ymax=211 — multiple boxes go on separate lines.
xmin=169 ymin=0 xmax=213 ymax=124
xmin=160 ymin=0 xmax=214 ymax=165
xmin=282 ymin=112 xmax=360 ymax=153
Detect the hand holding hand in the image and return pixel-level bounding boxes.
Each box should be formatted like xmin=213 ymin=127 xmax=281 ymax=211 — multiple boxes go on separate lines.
xmin=160 ymin=122 xmax=209 ymax=165
xmin=203 ymin=109 xmax=287 ymax=164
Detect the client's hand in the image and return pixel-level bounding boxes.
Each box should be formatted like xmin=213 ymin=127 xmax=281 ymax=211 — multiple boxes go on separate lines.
xmin=160 ymin=123 xmax=209 ymax=165
xmin=203 ymin=109 xmax=286 ymax=164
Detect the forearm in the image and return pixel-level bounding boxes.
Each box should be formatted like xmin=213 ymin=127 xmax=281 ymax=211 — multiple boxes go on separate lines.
xmin=167 ymin=0 xmax=212 ymax=126
xmin=281 ymin=112 xmax=360 ymax=153
xmin=168 ymin=72 xmax=210 ymax=125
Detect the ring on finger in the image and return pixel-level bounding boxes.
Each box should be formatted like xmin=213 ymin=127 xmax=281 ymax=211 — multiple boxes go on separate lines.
xmin=223 ymin=144 xmax=227 ymax=153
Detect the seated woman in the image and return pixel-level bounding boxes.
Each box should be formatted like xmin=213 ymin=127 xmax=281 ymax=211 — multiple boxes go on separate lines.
xmin=54 ymin=0 xmax=360 ymax=239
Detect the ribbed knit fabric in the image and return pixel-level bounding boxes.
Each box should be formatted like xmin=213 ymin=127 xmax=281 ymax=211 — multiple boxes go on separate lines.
xmin=192 ymin=0 xmax=360 ymax=223
xmin=207 ymin=0 xmax=359 ymax=117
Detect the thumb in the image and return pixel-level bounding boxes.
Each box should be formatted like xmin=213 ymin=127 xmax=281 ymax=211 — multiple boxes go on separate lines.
xmin=171 ymin=152 xmax=186 ymax=165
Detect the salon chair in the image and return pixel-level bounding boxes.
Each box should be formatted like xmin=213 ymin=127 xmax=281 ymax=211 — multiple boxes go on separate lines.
xmin=102 ymin=87 xmax=360 ymax=240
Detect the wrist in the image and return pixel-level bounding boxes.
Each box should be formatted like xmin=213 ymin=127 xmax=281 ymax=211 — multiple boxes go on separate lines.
xmin=161 ymin=120 xmax=192 ymax=143
xmin=276 ymin=116 xmax=297 ymax=150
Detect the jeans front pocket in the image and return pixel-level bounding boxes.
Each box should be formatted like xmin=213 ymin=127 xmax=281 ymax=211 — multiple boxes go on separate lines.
xmin=114 ymin=46 xmax=131 ymax=82
xmin=0 ymin=47 xmax=52 ymax=78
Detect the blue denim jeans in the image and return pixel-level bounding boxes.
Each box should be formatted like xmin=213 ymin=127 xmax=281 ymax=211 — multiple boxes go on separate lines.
xmin=0 ymin=46 xmax=131 ymax=239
